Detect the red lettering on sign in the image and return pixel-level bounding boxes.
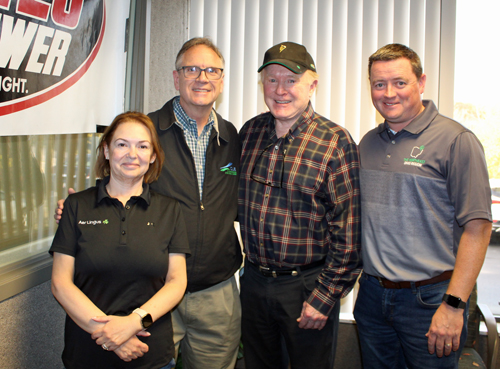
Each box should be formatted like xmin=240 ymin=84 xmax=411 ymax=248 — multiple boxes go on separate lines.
xmin=16 ymin=0 xmax=50 ymax=21
xmin=17 ymin=0 xmax=50 ymax=22
xmin=52 ymin=0 xmax=84 ymax=29
xmin=0 ymin=0 xmax=11 ymax=11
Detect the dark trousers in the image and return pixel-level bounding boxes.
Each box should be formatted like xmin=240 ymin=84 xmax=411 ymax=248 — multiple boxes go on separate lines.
xmin=240 ymin=260 xmax=340 ymax=369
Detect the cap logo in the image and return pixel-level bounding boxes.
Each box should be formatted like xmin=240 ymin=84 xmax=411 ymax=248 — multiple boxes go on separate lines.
xmin=311 ymin=64 xmax=315 ymax=69
xmin=280 ymin=45 xmax=287 ymax=53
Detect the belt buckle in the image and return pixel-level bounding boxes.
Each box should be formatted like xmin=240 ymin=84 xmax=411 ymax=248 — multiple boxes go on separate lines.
xmin=376 ymin=276 xmax=385 ymax=288
xmin=259 ymin=265 xmax=270 ymax=271
xmin=259 ymin=265 xmax=277 ymax=278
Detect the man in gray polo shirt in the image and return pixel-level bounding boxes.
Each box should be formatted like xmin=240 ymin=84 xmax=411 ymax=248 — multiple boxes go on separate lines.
xmin=354 ymin=43 xmax=492 ymax=369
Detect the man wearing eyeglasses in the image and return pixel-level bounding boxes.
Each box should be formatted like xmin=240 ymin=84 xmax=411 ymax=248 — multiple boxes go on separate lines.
xmin=238 ymin=42 xmax=361 ymax=369
xmin=148 ymin=37 xmax=242 ymax=369
xmin=55 ymin=37 xmax=242 ymax=369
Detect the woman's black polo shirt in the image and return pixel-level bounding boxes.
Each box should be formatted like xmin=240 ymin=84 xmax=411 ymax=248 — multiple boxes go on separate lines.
xmin=50 ymin=176 xmax=190 ymax=369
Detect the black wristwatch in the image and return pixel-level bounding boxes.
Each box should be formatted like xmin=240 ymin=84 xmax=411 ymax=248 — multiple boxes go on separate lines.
xmin=442 ymin=294 xmax=466 ymax=309
xmin=133 ymin=308 xmax=153 ymax=330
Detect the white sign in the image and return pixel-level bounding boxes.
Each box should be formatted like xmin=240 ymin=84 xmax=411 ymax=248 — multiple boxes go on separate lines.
xmin=0 ymin=0 xmax=129 ymax=135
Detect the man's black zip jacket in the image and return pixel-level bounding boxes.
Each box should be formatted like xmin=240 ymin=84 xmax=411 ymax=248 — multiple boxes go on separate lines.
xmin=148 ymin=98 xmax=242 ymax=293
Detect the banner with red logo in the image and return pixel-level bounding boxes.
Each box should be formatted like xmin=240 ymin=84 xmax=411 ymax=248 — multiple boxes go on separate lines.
xmin=0 ymin=0 xmax=129 ymax=135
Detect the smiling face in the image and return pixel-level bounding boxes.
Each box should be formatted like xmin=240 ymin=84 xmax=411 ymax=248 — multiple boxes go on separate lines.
xmin=173 ymin=45 xmax=224 ymax=116
xmin=104 ymin=121 xmax=156 ymax=184
xmin=262 ymin=64 xmax=318 ymax=129
xmin=370 ymin=58 xmax=426 ymax=131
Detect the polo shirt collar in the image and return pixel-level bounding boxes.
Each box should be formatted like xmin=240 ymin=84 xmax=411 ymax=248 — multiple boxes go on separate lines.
xmin=377 ymin=100 xmax=439 ymax=136
xmin=97 ymin=176 xmax=151 ymax=206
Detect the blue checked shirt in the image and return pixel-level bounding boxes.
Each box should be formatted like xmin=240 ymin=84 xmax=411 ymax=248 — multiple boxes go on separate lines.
xmin=238 ymin=102 xmax=361 ymax=316
xmin=173 ymin=97 xmax=215 ymax=200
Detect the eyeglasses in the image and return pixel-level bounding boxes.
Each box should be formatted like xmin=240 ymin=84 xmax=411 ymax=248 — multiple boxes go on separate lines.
xmin=177 ymin=66 xmax=224 ymax=80
xmin=250 ymin=142 xmax=286 ymax=188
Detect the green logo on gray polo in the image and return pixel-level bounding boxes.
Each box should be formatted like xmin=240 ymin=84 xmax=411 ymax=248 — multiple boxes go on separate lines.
xmin=404 ymin=145 xmax=426 ymax=167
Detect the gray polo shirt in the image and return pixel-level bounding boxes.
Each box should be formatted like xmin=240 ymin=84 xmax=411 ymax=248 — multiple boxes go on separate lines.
xmin=359 ymin=100 xmax=491 ymax=282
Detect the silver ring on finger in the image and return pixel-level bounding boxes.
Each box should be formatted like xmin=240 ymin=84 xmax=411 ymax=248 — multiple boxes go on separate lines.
xmin=102 ymin=343 xmax=109 ymax=350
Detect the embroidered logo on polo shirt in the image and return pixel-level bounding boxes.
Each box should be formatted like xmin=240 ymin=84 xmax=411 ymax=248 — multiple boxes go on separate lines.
xmin=220 ymin=163 xmax=237 ymax=176
xmin=78 ymin=219 xmax=109 ymax=225
xmin=403 ymin=145 xmax=426 ymax=167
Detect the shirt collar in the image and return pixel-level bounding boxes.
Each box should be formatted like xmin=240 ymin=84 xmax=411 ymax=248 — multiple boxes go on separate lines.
xmin=173 ymin=96 xmax=219 ymax=139
xmin=97 ymin=176 xmax=151 ymax=206
xmin=377 ymin=100 xmax=438 ymax=136
xmin=160 ymin=97 xmax=231 ymax=145
xmin=268 ymin=101 xmax=315 ymax=141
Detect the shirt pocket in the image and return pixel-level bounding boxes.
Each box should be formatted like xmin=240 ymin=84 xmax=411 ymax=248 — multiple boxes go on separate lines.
xmin=285 ymin=159 xmax=325 ymax=194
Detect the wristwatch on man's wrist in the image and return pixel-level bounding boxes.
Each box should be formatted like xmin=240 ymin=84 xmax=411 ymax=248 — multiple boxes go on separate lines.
xmin=442 ymin=294 xmax=466 ymax=309
xmin=133 ymin=308 xmax=153 ymax=330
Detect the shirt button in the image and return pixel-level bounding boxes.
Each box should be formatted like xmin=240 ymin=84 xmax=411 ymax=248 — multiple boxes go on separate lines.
xmin=125 ymin=205 xmax=130 ymax=210
xmin=122 ymin=217 xmax=125 ymax=222
xmin=392 ymin=140 xmax=396 ymax=144
xmin=386 ymin=154 xmax=391 ymax=158
xmin=275 ymin=145 xmax=279 ymax=150
xmin=122 ymin=230 xmax=126 ymax=235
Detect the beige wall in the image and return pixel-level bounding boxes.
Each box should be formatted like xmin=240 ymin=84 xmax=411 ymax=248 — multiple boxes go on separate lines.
xmin=147 ymin=0 xmax=189 ymax=113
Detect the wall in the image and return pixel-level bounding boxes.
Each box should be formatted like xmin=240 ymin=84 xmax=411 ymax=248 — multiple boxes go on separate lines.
xmin=0 ymin=1 xmax=188 ymax=367
xmin=0 ymin=282 xmax=65 ymax=369
xmin=147 ymin=0 xmax=189 ymax=113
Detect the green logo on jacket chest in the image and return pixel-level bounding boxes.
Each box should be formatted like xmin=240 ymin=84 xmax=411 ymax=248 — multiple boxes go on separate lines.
xmin=220 ymin=163 xmax=237 ymax=175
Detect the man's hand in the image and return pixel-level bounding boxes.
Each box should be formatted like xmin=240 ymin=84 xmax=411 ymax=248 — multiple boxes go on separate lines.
xmin=54 ymin=188 xmax=75 ymax=223
xmin=425 ymin=302 xmax=464 ymax=357
xmin=297 ymin=301 xmax=328 ymax=330
xmin=114 ymin=336 xmax=149 ymax=362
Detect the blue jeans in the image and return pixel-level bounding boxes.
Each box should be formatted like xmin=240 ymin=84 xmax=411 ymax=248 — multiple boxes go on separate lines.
xmin=353 ymin=273 xmax=468 ymax=369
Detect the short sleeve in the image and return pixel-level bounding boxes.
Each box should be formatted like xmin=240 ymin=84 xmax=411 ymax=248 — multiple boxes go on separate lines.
xmin=166 ymin=200 xmax=191 ymax=257
xmin=448 ymin=131 xmax=492 ymax=226
xmin=49 ymin=196 xmax=79 ymax=257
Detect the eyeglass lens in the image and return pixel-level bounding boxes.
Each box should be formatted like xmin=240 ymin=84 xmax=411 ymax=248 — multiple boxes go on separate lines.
xmin=181 ymin=66 xmax=223 ymax=80
xmin=251 ymin=143 xmax=285 ymax=188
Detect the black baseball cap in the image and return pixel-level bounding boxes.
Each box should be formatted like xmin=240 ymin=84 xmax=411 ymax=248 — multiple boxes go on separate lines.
xmin=258 ymin=42 xmax=316 ymax=74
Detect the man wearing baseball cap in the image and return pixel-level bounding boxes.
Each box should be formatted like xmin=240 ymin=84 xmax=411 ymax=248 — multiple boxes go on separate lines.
xmin=238 ymin=41 xmax=361 ymax=368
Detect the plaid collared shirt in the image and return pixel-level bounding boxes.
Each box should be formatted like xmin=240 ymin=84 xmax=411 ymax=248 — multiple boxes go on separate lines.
xmin=173 ymin=97 xmax=215 ymax=200
xmin=238 ymin=102 xmax=361 ymax=315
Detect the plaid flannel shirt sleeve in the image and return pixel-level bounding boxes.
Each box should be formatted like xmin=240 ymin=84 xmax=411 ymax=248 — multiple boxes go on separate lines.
xmin=305 ymin=140 xmax=362 ymax=316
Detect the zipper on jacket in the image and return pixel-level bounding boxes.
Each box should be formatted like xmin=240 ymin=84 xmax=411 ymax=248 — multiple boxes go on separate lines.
xmin=200 ymin=202 xmax=205 ymax=211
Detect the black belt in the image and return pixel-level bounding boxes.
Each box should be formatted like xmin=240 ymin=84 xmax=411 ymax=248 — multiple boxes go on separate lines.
xmin=247 ymin=258 xmax=326 ymax=278
xmin=369 ymin=270 xmax=453 ymax=289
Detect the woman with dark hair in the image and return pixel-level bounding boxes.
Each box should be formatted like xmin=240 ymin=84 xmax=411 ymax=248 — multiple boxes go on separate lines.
xmin=50 ymin=112 xmax=189 ymax=369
